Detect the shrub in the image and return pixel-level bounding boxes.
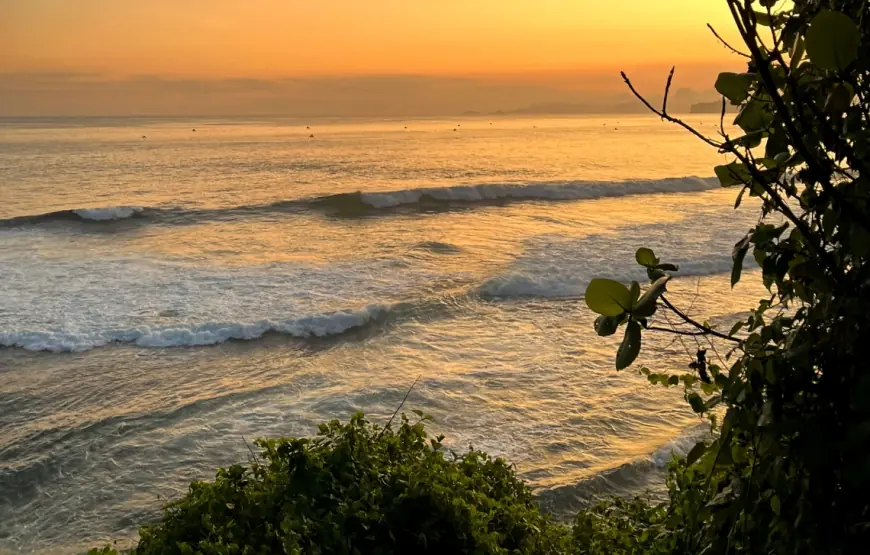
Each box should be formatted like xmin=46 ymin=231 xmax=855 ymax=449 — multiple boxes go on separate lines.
xmin=586 ymin=1 xmax=870 ymax=553
xmin=94 ymin=413 xmax=569 ymax=555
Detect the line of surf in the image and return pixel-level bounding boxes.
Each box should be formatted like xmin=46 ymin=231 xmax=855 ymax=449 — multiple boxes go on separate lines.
xmin=0 ymin=304 xmax=397 ymax=353
xmin=535 ymin=424 xmax=712 ymax=517
xmin=0 ymin=176 xmax=717 ymax=228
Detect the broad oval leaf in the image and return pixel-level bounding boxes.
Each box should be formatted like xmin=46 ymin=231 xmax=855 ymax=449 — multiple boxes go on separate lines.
xmin=734 ymin=99 xmax=772 ymax=132
xmin=770 ymin=495 xmax=782 ymax=515
xmin=685 ymin=441 xmax=707 ymax=466
xmin=824 ymin=82 xmax=854 ymax=114
xmin=635 ymin=247 xmax=658 ymax=267
xmin=732 ymin=236 xmax=751 ymax=287
xmin=723 ymin=131 xmax=764 ymax=150
xmin=594 ymin=314 xmax=620 ymax=337
xmin=629 ymin=281 xmax=641 ymax=307
xmin=616 ymin=321 xmax=642 ymax=370
xmin=632 ymin=276 xmax=670 ymax=318
xmin=585 ymin=278 xmax=631 ymax=316
xmin=765 ymin=129 xmax=789 ymax=159
xmin=687 ymin=392 xmax=705 ymax=414
xmin=790 ymin=36 xmax=805 ymax=69
xmin=715 ymin=162 xmax=750 ymax=187
xmin=806 ymin=10 xmax=860 ymax=71
xmin=715 ymin=72 xmax=754 ymax=104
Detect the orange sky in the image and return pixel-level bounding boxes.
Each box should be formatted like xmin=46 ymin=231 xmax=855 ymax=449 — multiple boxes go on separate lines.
xmin=0 ymin=1 xmax=743 ymax=116
xmin=3 ymin=0 xmax=737 ymax=76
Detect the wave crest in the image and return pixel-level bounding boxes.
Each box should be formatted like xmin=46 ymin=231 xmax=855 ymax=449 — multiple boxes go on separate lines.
xmin=536 ymin=425 xmax=711 ymax=517
xmin=1 ymin=206 xmax=147 ymax=226
xmin=0 ymin=304 xmax=393 ymax=353
xmin=313 ymin=177 xmax=717 ymax=212
xmin=478 ymin=256 xmax=738 ymax=299
xmin=72 ymin=206 xmax=145 ymax=221
xmin=0 ymin=177 xmax=717 ymax=227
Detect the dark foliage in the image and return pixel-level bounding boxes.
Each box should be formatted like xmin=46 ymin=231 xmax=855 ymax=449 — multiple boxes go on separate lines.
xmin=92 ymin=413 xmax=568 ymax=555
xmin=584 ymin=1 xmax=870 ymax=553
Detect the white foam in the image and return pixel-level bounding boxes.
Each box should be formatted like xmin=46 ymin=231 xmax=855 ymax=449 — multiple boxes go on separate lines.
xmin=477 ymin=200 xmax=761 ymax=299
xmin=478 ymin=256 xmax=738 ymax=298
xmin=0 ymin=252 xmax=437 ymax=353
xmin=650 ymin=424 xmax=711 ymax=468
xmin=73 ymin=206 xmax=144 ymax=221
xmin=1 ymin=305 xmax=390 ymax=353
xmin=358 ymin=177 xmax=717 ymax=208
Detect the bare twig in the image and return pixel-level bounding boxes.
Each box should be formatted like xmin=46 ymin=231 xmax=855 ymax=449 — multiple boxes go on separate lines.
xmin=378 ymin=375 xmax=422 ymax=439
xmin=704 ymin=334 xmax=728 ymax=368
xmin=662 ymin=66 xmax=676 ymax=115
xmin=661 ymin=295 xmax=742 ymax=343
xmin=707 ymin=23 xmax=751 ymax=58
xmin=241 ymin=435 xmax=261 ymax=465
xmin=662 ymin=309 xmax=696 ymax=361
xmin=621 ymin=72 xmax=724 ymax=149
xmin=647 ymin=325 xmax=717 ymax=337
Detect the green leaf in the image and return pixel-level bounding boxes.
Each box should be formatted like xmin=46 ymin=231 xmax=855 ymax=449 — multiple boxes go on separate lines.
xmin=668 ymin=375 xmax=679 ymax=386
xmin=635 ymin=247 xmax=658 ymax=267
xmin=790 ymin=36 xmax=805 ymax=70
xmin=734 ymin=185 xmax=747 ymax=208
xmin=805 ymin=10 xmax=860 ymax=71
xmin=771 ymin=495 xmax=782 ymax=515
xmin=688 ymin=392 xmax=705 ymax=414
xmin=715 ymin=72 xmax=754 ymax=104
xmin=734 ymin=99 xmax=772 ymax=132
xmin=629 ymin=281 xmax=641 ymax=307
xmin=632 ymin=276 xmax=670 ymax=318
xmin=585 ymin=279 xmax=631 ymax=316
xmin=616 ymin=321 xmax=642 ymax=370
xmin=824 ymin=82 xmax=854 ymax=114
xmin=724 ymin=131 xmax=764 ymax=150
xmin=594 ymin=314 xmax=620 ymax=337
xmin=715 ymin=162 xmax=750 ymax=187
xmin=655 ymin=263 xmax=679 ymax=272
xmin=765 ymin=129 xmax=789 ymax=159
xmin=732 ymin=236 xmax=750 ymax=287
xmin=686 ymin=441 xmax=707 ymax=466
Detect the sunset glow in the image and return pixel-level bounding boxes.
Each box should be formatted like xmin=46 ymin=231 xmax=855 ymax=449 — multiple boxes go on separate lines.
xmin=4 ymin=0 xmax=736 ymax=76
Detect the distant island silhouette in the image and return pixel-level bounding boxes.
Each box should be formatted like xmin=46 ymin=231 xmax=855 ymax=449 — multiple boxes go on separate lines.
xmin=689 ymin=100 xmax=737 ymax=114
xmin=466 ymin=90 xmax=725 ymax=116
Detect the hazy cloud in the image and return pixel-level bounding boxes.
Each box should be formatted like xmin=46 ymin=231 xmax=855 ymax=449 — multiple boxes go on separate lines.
xmin=0 ymin=71 xmax=721 ymax=117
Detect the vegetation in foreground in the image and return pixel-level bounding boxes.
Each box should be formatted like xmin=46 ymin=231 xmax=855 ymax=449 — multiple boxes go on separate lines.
xmin=91 ymin=0 xmax=869 ymax=553
xmin=91 ymin=414 xmax=571 ymax=555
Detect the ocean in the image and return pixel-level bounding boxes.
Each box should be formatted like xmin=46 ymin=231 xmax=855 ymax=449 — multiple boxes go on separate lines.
xmin=0 ymin=114 xmax=763 ymax=553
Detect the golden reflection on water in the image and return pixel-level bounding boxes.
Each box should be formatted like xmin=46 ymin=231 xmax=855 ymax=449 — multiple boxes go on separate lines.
xmin=0 ymin=115 xmax=766 ymax=551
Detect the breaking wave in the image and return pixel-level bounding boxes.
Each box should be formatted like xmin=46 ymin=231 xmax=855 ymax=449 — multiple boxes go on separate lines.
xmin=0 ymin=304 xmax=396 ymax=353
xmin=536 ymin=424 xmax=712 ymax=518
xmin=478 ymin=255 xmax=738 ymax=299
xmin=0 ymin=177 xmax=717 ymax=228
xmin=308 ymin=176 xmax=717 ymax=212
xmin=1 ymin=206 xmax=148 ymax=226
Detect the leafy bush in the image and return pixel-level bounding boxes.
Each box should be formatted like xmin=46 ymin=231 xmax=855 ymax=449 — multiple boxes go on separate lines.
xmin=92 ymin=413 xmax=569 ymax=555
xmin=585 ymin=1 xmax=870 ymax=553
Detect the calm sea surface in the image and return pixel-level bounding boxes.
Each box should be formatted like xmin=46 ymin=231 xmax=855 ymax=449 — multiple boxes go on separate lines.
xmin=0 ymin=115 xmax=763 ymax=553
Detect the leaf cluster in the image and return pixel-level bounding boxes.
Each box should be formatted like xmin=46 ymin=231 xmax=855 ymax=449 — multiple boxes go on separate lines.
xmin=588 ymin=1 xmax=870 ymax=553
xmin=91 ymin=413 xmax=570 ymax=555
